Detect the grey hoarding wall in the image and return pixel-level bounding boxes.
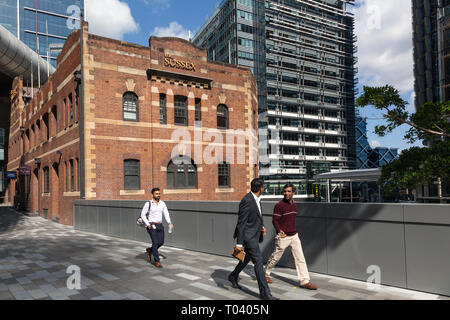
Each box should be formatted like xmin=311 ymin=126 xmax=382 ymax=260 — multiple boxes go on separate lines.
xmin=74 ymin=200 xmax=450 ymax=297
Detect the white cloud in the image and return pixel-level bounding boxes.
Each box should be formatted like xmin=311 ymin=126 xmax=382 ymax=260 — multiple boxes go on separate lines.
xmin=143 ymin=0 xmax=171 ymax=14
xmin=85 ymin=0 xmax=139 ymax=40
xmin=407 ymin=90 xmax=416 ymax=112
xmin=370 ymin=140 xmax=381 ymax=148
xmin=353 ymin=0 xmax=414 ymax=93
xmin=151 ymin=22 xmax=190 ymax=40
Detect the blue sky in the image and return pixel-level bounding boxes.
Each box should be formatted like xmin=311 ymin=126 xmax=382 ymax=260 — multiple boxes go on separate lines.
xmin=85 ymin=0 xmax=421 ymax=152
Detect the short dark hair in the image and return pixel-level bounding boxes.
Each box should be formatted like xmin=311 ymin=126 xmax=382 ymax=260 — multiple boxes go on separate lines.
xmin=151 ymin=188 xmax=160 ymax=194
xmin=283 ymin=183 xmax=295 ymax=193
xmin=251 ymin=178 xmax=265 ymax=193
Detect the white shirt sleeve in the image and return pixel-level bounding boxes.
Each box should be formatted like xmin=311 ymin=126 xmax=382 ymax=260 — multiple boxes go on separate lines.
xmin=162 ymin=202 xmax=172 ymax=225
xmin=141 ymin=202 xmax=150 ymax=227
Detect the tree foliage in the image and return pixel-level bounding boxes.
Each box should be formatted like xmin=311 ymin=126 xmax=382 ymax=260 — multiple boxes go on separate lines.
xmin=356 ymin=85 xmax=450 ymax=189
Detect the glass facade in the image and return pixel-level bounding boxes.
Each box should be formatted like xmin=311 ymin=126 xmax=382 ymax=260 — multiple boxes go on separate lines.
xmin=194 ymin=0 xmax=358 ymax=197
xmin=0 ymin=0 xmax=84 ymax=67
xmin=355 ymin=112 xmax=398 ymax=169
xmin=0 ymin=0 xmax=18 ymax=36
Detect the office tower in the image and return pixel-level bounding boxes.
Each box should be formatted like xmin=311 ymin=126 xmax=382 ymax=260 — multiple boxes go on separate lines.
xmin=355 ymin=111 xmax=398 ymax=169
xmin=412 ymin=0 xmax=440 ymax=107
xmin=438 ymin=0 xmax=450 ymax=101
xmin=412 ymin=0 xmax=450 ymax=107
xmin=355 ymin=111 xmax=371 ymax=169
xmin=194 ymin=0 xmax=357 ymax=197
xmin=0 ymin=0 xmax=84 ymax=67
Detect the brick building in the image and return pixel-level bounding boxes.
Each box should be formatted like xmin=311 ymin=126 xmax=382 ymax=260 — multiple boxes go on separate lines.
xmin=6 ymin=22 xmax=259 ymax=226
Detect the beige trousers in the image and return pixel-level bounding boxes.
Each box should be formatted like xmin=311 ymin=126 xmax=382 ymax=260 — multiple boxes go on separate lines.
xmin=264 ymin=233 xmax=310 ymax=285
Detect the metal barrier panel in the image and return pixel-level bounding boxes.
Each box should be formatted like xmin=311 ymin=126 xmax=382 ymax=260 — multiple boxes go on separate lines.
xmin=73 ymin=200 xmax=450 ymax=296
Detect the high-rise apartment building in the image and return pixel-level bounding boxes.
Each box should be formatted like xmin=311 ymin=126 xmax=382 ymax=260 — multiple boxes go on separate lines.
xmin=0 ymin=0 xmax=84 ymax=67
xmin=194 ymin=0 xmax=357 ymax=197
xmin=412 ymin=0 xmax=440 ymax=107
xmin=412 ymin=0 xmax=450 ymax=106
xmin=438 ymin=0 xmax=450 ymax=101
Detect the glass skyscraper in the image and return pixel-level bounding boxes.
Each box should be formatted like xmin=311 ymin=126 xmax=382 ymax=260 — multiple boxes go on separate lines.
xmin=194 ymin=0 xmax=357 ymax=197
xmin=355 ymin=111 xmax=398 ymax=169
xmin=0 ymin=0 xmax=84 ymax=67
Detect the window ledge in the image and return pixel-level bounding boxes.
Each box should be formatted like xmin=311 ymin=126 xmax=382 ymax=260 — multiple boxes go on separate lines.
xmin=216 ymin=188 xmax=234 ymax=193
xmin=120 ymin=190 xmax=145 ymax=196
xmin=64 ymin=191 xmax=81 ymax=197
xmin=163 ymin=189 xmax=202 ymax=194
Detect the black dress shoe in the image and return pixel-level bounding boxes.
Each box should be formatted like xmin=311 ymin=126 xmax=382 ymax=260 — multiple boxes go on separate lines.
xmin=260 ymin=294 xmax=279 ymax=300
xmin=228 ymin=274 xmax=242 ymax=289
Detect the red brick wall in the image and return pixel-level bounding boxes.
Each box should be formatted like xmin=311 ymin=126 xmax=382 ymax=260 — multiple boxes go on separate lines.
xmin=7 ymin=22 xmax=259 ymax=226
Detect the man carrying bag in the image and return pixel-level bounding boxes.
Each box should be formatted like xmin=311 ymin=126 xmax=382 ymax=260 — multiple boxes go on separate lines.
xmin=228 ymin=178 xmax=279 ymax=300
xmin=140 ymin=188 xmax=174 ymax=268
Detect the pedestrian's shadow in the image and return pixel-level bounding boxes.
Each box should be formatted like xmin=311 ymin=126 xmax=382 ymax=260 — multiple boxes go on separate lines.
xmin=134 ymin=252 xmax=167 ymax=261
xmin=211 ymin=269 xmax=260 ymax=299
xmin=271 ymin=273 xmax=299 ymax=287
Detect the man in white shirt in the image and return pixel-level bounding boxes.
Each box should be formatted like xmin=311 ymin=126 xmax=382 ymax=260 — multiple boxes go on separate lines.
xmin=141 ymin=188 xmax=174 ymax=268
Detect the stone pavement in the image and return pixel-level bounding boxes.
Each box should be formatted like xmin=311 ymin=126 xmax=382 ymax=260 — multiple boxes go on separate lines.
xmin=0 ymin=206 xmax=448 ymax=301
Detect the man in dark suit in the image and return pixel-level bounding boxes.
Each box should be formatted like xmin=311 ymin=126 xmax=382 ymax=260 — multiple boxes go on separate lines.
xmin=228 ymin=178 xmax=279 ymax=300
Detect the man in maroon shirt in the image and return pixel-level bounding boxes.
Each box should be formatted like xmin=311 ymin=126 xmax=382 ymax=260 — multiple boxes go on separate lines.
xmin=264 ymin=183 xmax=317 ymax=290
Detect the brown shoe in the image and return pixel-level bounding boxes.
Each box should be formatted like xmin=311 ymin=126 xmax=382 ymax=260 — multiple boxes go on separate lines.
xmin=265 ymin=276 xmax=273 ymax=284
xmin=155 ymin=261 xmax=163 ymax=268
xmin=146 ymin=252 xmax=151 ymax=262
xmin=300 ymin=282 xmax=317 ymax=290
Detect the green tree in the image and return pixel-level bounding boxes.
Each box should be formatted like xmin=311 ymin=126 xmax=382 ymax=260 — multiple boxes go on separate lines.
xmin=356 ymin=85 xmax=450 ymax=192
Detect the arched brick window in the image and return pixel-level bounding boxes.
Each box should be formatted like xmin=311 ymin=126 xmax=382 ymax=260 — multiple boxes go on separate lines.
xmin=217 ymin=104 xmax=228 ymax=129
xmin=123 ymin=92 xmax=139 ymax=121
xmin=167 ymin=156 xmax=197 ymax=189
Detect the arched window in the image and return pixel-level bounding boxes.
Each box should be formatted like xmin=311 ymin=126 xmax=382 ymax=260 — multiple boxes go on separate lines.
xmin=167 ymin=156 xmax=197 ymax=189
xmin=124 ymin=159 xmax=140 ymax=190
xmin=217 ymin=104 xmax=228 ymax=129
xmin=123 ymin=92 xmax=139 ymax=121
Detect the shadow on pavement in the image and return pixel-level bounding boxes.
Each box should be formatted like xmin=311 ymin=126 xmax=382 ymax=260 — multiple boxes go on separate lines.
xmin=211 ymin=268 xmax=260 ymax=299
xmin=271 ymin=273 xmax=299 ymax=287
xmin=0 ymin=207 xmax=26 ymax=235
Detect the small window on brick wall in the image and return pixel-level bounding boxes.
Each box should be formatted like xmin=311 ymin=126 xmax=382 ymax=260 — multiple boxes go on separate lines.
xmin=195 ymin=98 xmax=202 ymax=125
xmin=160 ymin=93 xmax=167 ymax=124
xmin=70 ymin=159 xmax=75 ymax=192
xmin=174 ymin=95 xmax=188 ymax=126
xmin=69 ymin=93 xmax=74 ymax=126
xmin=218 ymin=162 xmax=230 ymax=187
xmin=124 ymin=159 xmax=140 ymax=190
xmin=43 ymin=166 xmax=50 ymax=194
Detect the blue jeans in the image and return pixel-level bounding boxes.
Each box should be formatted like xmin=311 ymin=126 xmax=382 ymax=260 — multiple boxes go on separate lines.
xmin=146 ymin=224 xmax=165 ymax=262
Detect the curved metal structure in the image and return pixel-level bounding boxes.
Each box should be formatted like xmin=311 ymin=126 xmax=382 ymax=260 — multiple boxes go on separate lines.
xmin=0 ymin=24 xmax=55 ymax=85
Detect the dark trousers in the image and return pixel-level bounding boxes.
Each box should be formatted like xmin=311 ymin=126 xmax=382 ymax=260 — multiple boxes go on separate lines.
xmin=230 ymin=240 xmax=271 ymax=296
xmin=146 ymin=224 xmax=165 ymax=262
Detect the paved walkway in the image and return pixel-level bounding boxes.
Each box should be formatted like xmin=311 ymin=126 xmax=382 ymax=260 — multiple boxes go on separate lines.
xmin=0 ymin=207 xmax=448 ymax=300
